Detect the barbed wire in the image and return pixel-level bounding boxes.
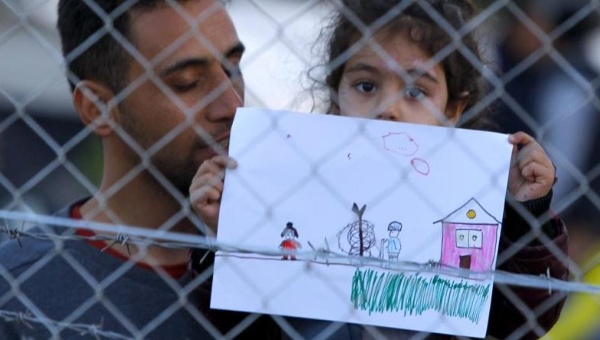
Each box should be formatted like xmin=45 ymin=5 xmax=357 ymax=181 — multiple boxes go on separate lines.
xmin=0 ymin=209 xmax=596 ymax=296
xmin=0 ymin=310 xmax=131 ymax=340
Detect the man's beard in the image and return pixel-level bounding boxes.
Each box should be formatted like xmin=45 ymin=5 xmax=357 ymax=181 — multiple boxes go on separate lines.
xmin=117 ymin=106 xmax=200 ymax=198
xmin=153 ymin=155 xmax=199 ymax=196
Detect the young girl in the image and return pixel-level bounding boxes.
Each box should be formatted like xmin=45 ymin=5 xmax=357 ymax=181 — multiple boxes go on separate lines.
xmin=190 ymin=0 xmax=568 ymax=338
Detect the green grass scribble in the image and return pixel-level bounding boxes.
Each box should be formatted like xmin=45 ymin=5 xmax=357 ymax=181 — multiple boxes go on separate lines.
xmin=351 ymin=268 xmax=491 ymax=323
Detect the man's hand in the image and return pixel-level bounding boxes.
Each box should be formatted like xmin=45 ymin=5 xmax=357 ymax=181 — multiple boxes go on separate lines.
xmin=189 ymin=155 xmax=238 ymax=232
xmin=507 ymin=132 xmax=555 ymax=202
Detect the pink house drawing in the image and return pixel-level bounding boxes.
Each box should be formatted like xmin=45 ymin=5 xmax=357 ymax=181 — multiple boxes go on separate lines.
xmin=433 ymin=198 xmax=501 ymax=272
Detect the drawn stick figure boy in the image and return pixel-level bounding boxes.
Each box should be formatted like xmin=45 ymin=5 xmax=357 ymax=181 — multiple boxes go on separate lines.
xmin=383 ymin=221 xmax=402 ymax=262
xmin=279 ymin=222 xmax=301 ymax=260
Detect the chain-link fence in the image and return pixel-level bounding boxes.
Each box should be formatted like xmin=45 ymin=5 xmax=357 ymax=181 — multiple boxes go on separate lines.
xmin=0 ymin=0 xmax=599 ymax=339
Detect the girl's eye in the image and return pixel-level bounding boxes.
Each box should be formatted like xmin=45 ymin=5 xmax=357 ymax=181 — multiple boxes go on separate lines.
xmin=355 ymin=81 xmax=377 ymax=93
xmin=404 ymin=86 xmax=426 ymax=99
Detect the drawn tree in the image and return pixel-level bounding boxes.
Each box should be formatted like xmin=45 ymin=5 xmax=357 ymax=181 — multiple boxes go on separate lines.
xmin=337 ymin=204 xmax=377 ymax=257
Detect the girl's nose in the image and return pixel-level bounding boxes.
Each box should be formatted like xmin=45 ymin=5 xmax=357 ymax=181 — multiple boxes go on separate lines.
xmin=376 ymin=95 xmax=404 ymax=122
xmin=377 ymin=109 xmax=400 ymax=121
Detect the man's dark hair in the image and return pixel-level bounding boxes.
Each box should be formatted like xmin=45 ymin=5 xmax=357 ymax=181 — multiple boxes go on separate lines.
xmin=57 ymin=0 xmax=188 ymax=93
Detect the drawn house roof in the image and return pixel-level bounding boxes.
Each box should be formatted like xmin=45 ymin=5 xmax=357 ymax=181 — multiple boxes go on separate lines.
xmin=433 ymin=198 xmax=501 ymax=225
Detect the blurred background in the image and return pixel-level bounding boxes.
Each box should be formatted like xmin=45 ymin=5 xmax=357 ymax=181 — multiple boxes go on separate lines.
xmin=1 ymin=0 xmax=599 ymax=337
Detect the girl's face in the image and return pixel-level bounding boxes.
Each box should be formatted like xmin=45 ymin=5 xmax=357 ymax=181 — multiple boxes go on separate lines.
xmin=336 ymin=31 xmax=463 ymax=126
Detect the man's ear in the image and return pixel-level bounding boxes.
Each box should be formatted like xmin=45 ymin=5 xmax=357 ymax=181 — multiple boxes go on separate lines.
xmin=444 ymin=97 xmax=468 ymax=126
xmin=73 ymin=81 xmax=116 ymax=137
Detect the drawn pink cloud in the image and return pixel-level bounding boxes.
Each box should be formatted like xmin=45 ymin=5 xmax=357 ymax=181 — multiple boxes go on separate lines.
xmin=411 ymin=158 xmax=430 ymax=176
xmin=382 ymin=132 xmax=419 ymax=156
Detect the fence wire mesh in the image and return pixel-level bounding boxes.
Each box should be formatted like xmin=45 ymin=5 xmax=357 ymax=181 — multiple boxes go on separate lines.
xmin=0 ymin=0 xmax=599 ymax=339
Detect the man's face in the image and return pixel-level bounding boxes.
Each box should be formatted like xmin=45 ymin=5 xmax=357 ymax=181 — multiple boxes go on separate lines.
xmin=117 ymin=0 xmax=244 ymax=193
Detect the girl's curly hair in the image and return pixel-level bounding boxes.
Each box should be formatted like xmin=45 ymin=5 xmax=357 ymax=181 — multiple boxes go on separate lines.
xmin=312 ymin=0 xmax=494 ymax=129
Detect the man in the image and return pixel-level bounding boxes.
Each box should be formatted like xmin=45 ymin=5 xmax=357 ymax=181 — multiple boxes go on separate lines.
xmin=0 ymin=0 xmax=280 ymax=338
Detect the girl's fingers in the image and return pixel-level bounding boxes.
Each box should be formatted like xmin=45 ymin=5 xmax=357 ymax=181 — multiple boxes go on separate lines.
xmin=190 ymin=156 xmax=237 ymax=192
xmin=508 ymin=131 xmax=535 ymax=146
xmin=520 ymin=161 xmax=551 ymax=183
xmin=514 ymin=148 xmax=553 ymax=175
xmin=190 ymin=172 xmax=225 ymax=202
xmin=510 ymin=134 xmax=553 ymax=169
xmin=508 ymin=131 xmax=555 ymax=200
xmin=190 ymin=171 xmax=219 ymax=192
xmin=211 ymin=155 xmax=238 ymax=169
xmin=190 ymin=185 xmax=222 ymax=206
xmin=192 ymin=156 xmax=237 ymax=180
xmin=188 ymin=155 xmax=237 ymax=231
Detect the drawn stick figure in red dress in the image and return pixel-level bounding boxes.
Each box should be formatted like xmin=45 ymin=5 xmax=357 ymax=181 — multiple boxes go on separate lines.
xmin=279 ymin=222 xmax=301 ymax=260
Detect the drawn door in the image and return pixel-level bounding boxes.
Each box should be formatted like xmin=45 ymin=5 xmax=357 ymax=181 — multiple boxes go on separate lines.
xmin=459 ymin=255 xmax=471 ymax=269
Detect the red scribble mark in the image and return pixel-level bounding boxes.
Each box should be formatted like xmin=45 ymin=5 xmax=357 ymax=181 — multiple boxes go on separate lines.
xmin=382 ymin=132 xmax=419 ymax=156
xmin=411 ymin=158 xmax=430 ymax=176
xmin=382 ymin=131 xmax=431 ymax=175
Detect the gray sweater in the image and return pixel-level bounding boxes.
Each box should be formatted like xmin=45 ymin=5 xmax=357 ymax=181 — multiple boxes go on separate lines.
xmin=0 ymin=206 xmax=213 ymax=339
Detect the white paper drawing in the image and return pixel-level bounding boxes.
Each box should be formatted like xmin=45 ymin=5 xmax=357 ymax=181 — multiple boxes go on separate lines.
xmin=211 ymin=108 xmax=512 ymax=338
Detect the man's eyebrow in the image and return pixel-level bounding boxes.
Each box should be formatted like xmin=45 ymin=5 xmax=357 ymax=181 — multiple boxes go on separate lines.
xmin=225 ymin=42 xmax=245 ymax=58
xmin=159 ymin=42 xmax=246 ymax=77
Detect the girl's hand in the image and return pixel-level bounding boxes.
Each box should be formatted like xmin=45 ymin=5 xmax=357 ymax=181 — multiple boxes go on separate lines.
xmin=507 ymin=132 xmax=555 ymax=201
xmin=189 ymin=155 xmax=238 ymax=232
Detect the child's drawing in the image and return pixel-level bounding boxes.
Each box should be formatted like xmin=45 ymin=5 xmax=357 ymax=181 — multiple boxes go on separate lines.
xmin=337 ymin=204 xmax=377 ymax=257
xmin=382 ymin=131 xmax=431 ymax=176
xmin=351 ymin=269 xmax=491 ymax=323
xmin=434 ymin=198 xmax=501 ymax=272
xmin=379 ymin=221 xmax=402 ymax=262
xmin=279 ymin=222 xmax=301 ymax=260
xmin=212 ymin=108 xmax=513 ymax=338
xmin=382 ymin=132 xmax=419 ymax=156
xmin=349 ymin=199 xmax=501 ymax=325
xmin=411 ymin=158 xmax=430 ymax=175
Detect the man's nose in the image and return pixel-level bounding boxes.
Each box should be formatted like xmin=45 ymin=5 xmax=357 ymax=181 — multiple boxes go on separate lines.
xmin=206 ymin=71 xmax=244 ymax=122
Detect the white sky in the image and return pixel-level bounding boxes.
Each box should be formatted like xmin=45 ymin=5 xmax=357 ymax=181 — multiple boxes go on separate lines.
xmin=229 ymin=0 xmax=329 ymax=111
xmin=0 ymin=0 xmax=328 ymax=118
